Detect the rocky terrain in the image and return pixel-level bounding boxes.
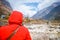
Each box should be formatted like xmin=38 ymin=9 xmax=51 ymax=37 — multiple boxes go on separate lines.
xmin=24 ymin=23 xmax=60 ymax=40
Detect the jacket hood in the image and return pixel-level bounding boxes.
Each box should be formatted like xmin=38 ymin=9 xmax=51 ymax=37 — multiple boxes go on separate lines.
xmin=8 ymin=11 xmax=23 ymax=25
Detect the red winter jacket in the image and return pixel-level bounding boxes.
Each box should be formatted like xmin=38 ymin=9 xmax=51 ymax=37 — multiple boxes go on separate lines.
xmin=0 ymin=11 xmax=31 ymax=40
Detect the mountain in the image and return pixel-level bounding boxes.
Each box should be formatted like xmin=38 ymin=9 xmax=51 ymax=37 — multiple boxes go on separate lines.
xmin=42 ymin=5 xmax=60 ymax=20
xmin=32 ymin=2 xmax=60 ymax=20
xmin=0 ymin=0 xmax=13 ymax=18
xmin=0 ymin=0 xmax=12 ymax=15
xmin=0 ymin=0 xmax=12 ymax=10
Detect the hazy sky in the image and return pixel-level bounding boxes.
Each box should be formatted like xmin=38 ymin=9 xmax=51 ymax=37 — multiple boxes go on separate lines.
xmin=7 ymin=0 xmax=59 ymax=17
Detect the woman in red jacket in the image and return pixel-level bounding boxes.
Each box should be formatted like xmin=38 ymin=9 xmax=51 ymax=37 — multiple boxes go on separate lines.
xmin=0 ymin=11 xmax=31 ymax=40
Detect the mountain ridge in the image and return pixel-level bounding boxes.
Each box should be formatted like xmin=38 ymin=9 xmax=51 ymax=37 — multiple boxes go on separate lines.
xmin=32 ymin=2 xmax=60 ymax=20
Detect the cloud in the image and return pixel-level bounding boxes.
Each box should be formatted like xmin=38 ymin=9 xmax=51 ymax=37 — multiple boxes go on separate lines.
xmin=13 ymin=4 xmax=37 ymax=17
xmin=7 ymin=0 xmax=59 ymax=17
xmin=19 ymin=0 xmax=44 ymax=3
xmin=38 ymin=0 xmax=58 ymax=10
xmin=7 ymin=0 xmax=43 ymax=3
xmin=7 ymin=0 xmax=39 ymax=17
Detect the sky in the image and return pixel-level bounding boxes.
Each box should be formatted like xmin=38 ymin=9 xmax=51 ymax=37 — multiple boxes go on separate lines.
xmin=6 ymin=0 xmax=59 ymax=17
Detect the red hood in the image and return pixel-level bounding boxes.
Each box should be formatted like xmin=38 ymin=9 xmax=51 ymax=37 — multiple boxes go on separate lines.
xmin=8 ymin=11 xmax=23 ymax=25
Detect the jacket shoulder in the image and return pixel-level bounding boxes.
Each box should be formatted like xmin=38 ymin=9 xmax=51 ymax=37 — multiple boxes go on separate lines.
xmin=21 ymin=26 xmax=29 ymax=32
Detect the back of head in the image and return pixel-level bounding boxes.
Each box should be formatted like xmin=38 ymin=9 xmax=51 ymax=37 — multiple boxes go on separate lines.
xmin=8 ymin=11 xmax=23 ymax=25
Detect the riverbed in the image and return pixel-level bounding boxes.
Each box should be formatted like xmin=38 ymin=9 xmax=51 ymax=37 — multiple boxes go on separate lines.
xmin=24 ymin=24 xmax=60 ymax=40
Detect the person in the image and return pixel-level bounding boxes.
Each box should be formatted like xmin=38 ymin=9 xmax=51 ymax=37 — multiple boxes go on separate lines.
xmin=0 ymin=11 xmax=31 ymax=40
